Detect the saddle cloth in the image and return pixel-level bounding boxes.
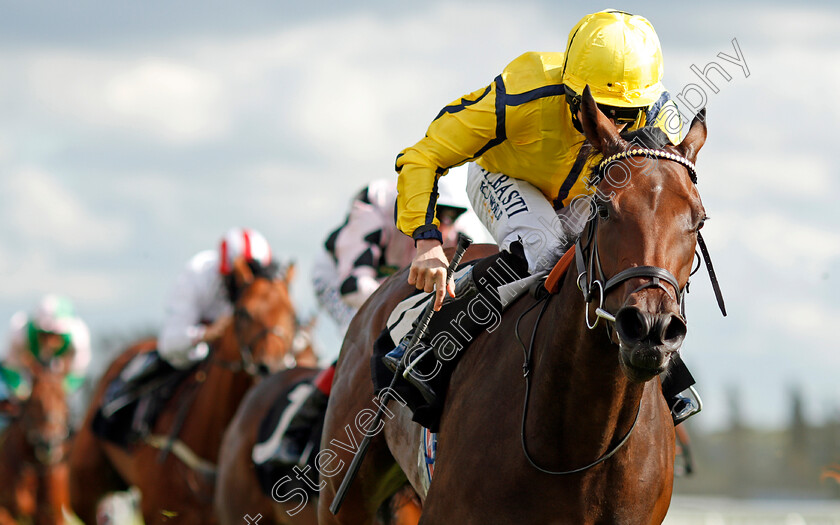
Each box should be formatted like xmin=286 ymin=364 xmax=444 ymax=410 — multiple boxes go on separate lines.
xmin=253 ymin=376 xmax=324 ymax=498
xmin=91 ymin=351 xmax=194 ymax=448
xmin=384 ymin=263 xmax=545 ymax=346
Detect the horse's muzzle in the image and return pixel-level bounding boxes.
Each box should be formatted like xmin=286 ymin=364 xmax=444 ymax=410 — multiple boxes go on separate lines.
xmin=614 ymin=306 xmax=687 ymax=381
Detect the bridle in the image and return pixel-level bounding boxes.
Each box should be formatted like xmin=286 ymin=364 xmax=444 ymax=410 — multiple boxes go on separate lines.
xmin=518 ymin=147 xmax=726 ymax=476
xmin=212 ymin=280 xmax=295 ymax=377
xmin=575 ymin=147 xmax=726 ymax=333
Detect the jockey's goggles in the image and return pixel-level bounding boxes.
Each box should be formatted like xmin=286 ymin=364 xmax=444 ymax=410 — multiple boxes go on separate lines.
xmin=565 ymin=86 xmax=644 ymax=126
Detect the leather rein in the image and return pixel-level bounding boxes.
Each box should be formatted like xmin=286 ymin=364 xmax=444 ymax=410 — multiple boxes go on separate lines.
xmin=518 ymin=148 xmax=726 ymax=475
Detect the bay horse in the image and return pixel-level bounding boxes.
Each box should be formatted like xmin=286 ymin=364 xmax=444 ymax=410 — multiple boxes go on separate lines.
xmin=68 ymin=258 xmax=299 ymax=524
xmin=215 ymin=366 xmax=423 ymax=525
xmin=0 ymin=362 xmax=71 ymax=525
xmin=318 ymin=87 xmax=710 ymax=524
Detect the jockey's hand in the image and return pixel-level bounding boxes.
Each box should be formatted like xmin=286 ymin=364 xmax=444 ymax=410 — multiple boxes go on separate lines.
xmin=409 ymin=239 xmax=455 ymax=311
xmin=203 ymin=315 xmax=232 ymax=343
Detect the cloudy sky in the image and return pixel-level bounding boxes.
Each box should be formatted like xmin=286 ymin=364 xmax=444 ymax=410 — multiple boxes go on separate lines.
xmin=0 ymin=0 xmax=837 ymax=430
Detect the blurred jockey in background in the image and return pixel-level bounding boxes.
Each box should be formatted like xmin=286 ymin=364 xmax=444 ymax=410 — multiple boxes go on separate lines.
xmin=158 ymin=227 xmax=274 ymax=370
xmin=0 ymin=294 xmax=90 ymax=431
xmin=254 ymin=167 xmax=493 ymax=467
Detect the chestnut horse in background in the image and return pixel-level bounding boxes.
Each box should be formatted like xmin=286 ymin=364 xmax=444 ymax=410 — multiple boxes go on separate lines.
xmin=215 ymin=366 xmax=422 ymax=525
xmin=318 ymin=88 xmax=711 ymax=524
xmin=0 ymin=363 xmax=71 ymax=525
xmin=69 ymin=259 xmax=299 ymax=524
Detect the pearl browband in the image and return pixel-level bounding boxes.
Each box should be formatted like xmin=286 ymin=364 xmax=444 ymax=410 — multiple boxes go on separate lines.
xmin=598 ymin=148 xmax=697 ymax=184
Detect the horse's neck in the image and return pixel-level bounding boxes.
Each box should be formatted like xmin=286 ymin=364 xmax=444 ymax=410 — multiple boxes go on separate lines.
xmin=183 ymin=342 xmax=254 ymax=460
xmin=524 ymin=270 xmax=645 ymax=466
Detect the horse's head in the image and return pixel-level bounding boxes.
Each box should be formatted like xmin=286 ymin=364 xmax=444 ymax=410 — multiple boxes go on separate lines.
xmin=21 ymin=364 xmax=69 ymax=465
xmin=223 ymin=256 xmax=299 ymax=376
xmin=578 ymin=86 xmax=707 ymax=382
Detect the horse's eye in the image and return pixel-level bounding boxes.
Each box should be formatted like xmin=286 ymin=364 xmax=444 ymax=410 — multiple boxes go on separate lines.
xmin=597 ymin=203 xmax=610 ymax=221
xmin=696 ymin=216 xmax=709 ymax=232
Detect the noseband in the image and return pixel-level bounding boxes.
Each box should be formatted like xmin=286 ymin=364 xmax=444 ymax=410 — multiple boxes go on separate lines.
xmin=231 ymin=305 xmax=293 ymax=376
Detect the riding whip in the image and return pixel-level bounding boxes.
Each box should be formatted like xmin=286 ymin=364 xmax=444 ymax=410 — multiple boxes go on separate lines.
xmin=330 ymin=233 xmax=473 ymax=515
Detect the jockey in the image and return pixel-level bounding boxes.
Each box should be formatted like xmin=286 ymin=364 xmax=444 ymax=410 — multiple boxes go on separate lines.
xmin=158 ymin=227 xmax=273 ymax=370
xmin=258 ymin=171 xmax=492 ymax=467
xmin=0 ymin=294 xmax=91 ymax=399
xmin=383 ymin=10 xmax=700 ymax=424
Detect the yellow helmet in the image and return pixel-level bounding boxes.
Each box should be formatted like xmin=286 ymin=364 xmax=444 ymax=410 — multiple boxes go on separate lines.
xmin=562 ymin=10 xmax=664 ymax=109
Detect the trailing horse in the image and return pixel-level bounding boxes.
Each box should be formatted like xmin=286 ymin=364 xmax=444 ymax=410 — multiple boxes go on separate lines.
xmin=214 ymin=365 xmax=424 ymax=525
xmin=318 ymin=88 xmax=713 ymax=524
xmin=68 ymin=258 xmax=299 ymax=524
xmin=0 ymin=362 xmax=71 ymax=525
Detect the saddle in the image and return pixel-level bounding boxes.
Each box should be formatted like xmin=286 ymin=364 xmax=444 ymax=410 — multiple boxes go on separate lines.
xmin=253 ymin=377 xmax=326 ymax=498
xmin=91 ymin=350 xmax=196 ymax=448
xmin=371 ymin=249 xmax=576 ymax=431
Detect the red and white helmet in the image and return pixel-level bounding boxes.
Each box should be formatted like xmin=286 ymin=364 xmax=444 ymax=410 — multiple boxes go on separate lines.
xmin=218 ymin=227 xmax=272 ymax=275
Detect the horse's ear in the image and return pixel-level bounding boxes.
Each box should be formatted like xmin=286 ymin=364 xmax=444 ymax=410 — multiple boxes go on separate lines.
xmin=232 ymin=256 xmax=254 ymax=288
xmin=677 ymin=108 xmax=707 ymax=165
xmin=578 ymin=85 xmax=624 ymax=155
xmin=284 ymin=262 xmax=295 ymax=284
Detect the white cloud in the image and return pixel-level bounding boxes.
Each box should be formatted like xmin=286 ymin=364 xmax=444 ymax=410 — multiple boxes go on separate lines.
xmin=708 ymin=210 xmax=840 ymax=273
xmin=182 ymin=4 xmax=555 ymax=163
xmin=0 ymin=251 xmax=127 ymax=305
xmin=2 ymin=167 xmax=130 ymax=253
xmin=22 ymin=52 xmax=228 ymax=144
xmin=761 ymin=300 xmax=837 ymax=348
xmin=103 ymin=58 xmax=227 ymax=143
xmin=700 ymin=153 xmax=834 ymax=201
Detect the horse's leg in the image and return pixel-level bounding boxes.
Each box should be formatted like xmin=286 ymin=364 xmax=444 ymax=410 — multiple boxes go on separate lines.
xmin=215 ymin=407 xmax=276 ymax=525
xmin=317 ymin=356 xmax=407 ymax=524
xmin=0 ymin=507 xmax=16 ymax=525
xmin=40 ymin=462 xmax=70 ymax=525
xmin=387 ymin=486 xmax=421 ymax=525
xmin=68 ymin=423 xmax=126 ymax=524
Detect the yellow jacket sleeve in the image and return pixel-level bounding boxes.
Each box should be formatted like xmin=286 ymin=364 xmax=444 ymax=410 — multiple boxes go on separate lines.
xmin=395 ymin=82 xmax=501 ymax=239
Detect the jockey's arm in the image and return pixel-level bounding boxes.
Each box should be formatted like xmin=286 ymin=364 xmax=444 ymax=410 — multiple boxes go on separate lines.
xmin=396 ymin=83 xmax=498 ymax=309
xmin=158 ymin=267 xmax=211 ymax=369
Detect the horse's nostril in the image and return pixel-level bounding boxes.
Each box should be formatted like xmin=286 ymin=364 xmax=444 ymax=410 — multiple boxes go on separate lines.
xmin=662 ymin=314 xmax=687 ymax=345
xmin=615 ymin=307 xmax=648 ymax=344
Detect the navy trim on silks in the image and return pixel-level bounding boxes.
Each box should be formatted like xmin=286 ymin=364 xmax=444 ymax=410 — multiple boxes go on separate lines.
xmin=553 ymin=142 xmax=592 ymax=210
xmin=433 ymin=85 xmax=492 ymax=121
xmin=645 ymin=91 xmax=671 ymax=124
xmin=470 ymin=75 xmax=508 ymax=159
xmin=506 ymin=84 xmax=565 ymax=106
xmin=395 ymin=153 xmax=405 ymax=173
xmin=422 ymin=175 xmax=440 ymax=227
xmin=412 ymin=225 xmax=442 ymax=243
